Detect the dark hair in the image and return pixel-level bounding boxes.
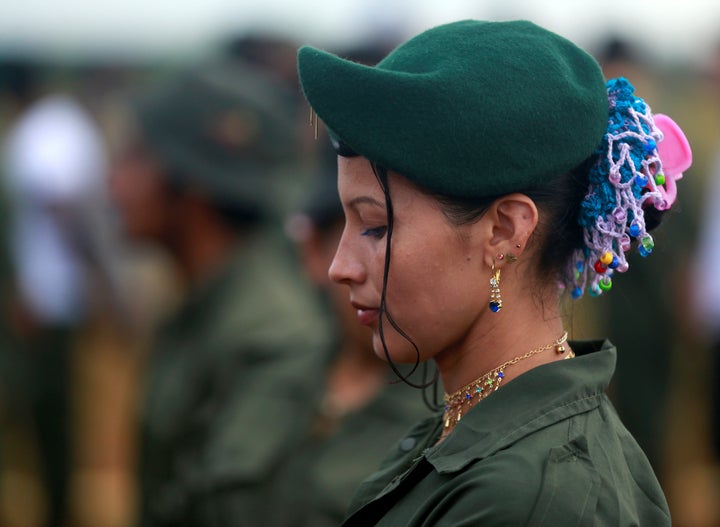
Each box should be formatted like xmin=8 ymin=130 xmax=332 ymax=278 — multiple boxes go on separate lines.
xmin=433 ymin=157 xmax=600 ymax=296
xmin=433 ymin=156 xmax=666 ymax=293
xmin=372 ymin=163 xmax=441 ymax=408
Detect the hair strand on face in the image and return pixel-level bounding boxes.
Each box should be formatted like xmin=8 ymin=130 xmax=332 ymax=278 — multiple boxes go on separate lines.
xmin=372 ymin=164 xmax=440 ymax=395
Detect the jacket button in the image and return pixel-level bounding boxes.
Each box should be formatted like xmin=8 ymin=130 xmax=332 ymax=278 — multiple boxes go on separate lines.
xmin=399 ymin=437 xmax=417 ymax=452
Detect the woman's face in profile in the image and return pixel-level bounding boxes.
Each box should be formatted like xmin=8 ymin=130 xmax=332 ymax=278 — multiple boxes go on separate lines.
xmin=330 ymin=156 xmax=489 ymax=364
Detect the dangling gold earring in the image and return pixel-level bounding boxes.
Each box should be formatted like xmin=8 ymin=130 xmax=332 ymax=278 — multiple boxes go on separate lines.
xmin=489 ymin=264 xmax=502 ymax=313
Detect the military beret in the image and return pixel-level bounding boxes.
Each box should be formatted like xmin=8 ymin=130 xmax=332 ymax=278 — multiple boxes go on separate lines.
xmin=133 ymin=61 xmax=297 ymax=210
xmin=297 ymin=20 xmax=608 ymax=198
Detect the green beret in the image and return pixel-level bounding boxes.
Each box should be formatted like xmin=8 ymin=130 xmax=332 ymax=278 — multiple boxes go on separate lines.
xmin=134 ymin=61 xmax=297 ymax=209
xmin=297 ymin=20 xmax=608 ymax=198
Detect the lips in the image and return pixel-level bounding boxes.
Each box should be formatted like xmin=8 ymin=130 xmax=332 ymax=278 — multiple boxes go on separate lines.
xmin=351 ymin=301 xmax=380 ymax=325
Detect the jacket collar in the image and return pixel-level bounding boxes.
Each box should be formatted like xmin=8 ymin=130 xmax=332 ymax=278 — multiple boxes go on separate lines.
xmin=425 ymin=340 xmax=616 ymax=473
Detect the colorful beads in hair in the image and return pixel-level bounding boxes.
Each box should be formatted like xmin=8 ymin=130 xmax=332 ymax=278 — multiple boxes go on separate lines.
xmin=567 ymin=77 xmax=691 ymax=298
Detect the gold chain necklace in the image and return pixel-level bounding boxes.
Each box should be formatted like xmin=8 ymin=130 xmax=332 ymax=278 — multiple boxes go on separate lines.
xmin=441 ymin=331 xmax=571 ymax=437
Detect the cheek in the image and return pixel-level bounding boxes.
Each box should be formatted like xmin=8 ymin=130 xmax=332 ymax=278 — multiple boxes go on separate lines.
xmin=383 ymin=245 xmax=481 ymax=354
xmin=387 ymin=240 xmax=466 ymax=308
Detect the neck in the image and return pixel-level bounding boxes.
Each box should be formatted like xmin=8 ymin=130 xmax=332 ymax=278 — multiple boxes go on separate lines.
xmin=438 ymin=329 xmax=572 ymax=441
xmin=435 ymin=286 xmax=568 ymax=396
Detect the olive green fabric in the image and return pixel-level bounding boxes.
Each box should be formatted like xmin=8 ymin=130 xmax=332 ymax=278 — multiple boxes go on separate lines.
xmin=340 ymin=341 xmax=670 ymax=526
xmin=137 ymin=227 xmax=331 ymax=527
xmin=267 ymin=372 xmax=433 ymax=527
xmin=133 ymin=61 xmax=298 ymax=213
xmin=297 ymin=20 xmax=608 ymax=198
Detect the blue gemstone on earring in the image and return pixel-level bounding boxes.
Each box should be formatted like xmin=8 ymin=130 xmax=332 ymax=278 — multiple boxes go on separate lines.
xmin=489 ymin=301 xmax=501 ymax=313
xmin=571 ymin=287 xmax=582 ymax=299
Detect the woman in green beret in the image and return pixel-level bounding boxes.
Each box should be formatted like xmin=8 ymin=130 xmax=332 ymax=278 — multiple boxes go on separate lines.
xmin=297 ymin=19 xmax=691 ymax=526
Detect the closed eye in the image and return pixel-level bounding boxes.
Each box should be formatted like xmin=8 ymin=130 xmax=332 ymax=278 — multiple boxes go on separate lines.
xmin=361 ymin=226 xmax=387 ymax=239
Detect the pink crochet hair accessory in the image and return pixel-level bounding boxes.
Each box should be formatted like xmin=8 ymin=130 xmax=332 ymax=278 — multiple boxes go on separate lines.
xmin=568 ymin=78 xmax=692 ymax=299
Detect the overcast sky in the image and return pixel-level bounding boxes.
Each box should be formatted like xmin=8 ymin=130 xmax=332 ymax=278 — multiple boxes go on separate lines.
xmin=1 ymin=0 xmax=718 ymax=66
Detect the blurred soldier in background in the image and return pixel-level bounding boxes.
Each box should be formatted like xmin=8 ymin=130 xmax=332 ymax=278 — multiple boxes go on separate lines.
xmin=0 ymin=56 xmax=121 ymax=527
xmin=695 ymin=142 xmax=720 ymax=460
xmin=692 ymin=41 xmax=720 ymax=462
xmin=273 ymin=141 xmax=434 ymax=527
xmin=110 ymin=60 xmax=330 ymax=527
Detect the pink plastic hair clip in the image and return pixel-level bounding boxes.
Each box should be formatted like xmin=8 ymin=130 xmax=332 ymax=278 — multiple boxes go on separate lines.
xmin=653 ymin=114 xmax=692 ymax=211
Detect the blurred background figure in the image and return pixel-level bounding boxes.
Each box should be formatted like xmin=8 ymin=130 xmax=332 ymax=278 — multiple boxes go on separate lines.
xmin=692 ymin=38 xmax=720 ymax=471
xmin=274 ymin=136 xmax=434 ymax=527
xmin=0 ymin=55 xmax=127 ymax=527
xmin=693 ymin=131 xmax=720 ymax=464
xmin=110 ymin=59 xmax=331 ymax=527
xmin=590 ymin=33 xmax=720 ymax=527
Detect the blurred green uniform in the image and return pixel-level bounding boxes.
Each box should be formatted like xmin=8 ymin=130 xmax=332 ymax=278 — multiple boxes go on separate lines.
xmin=138 ymin=227 xmax=329 ymax=527
xmin=268 ymin=373 xmax=432 ymax=527
xmin=121 ymin=61 xmax=332 ymax=526
xmin=339 ymin=341 xmax=670 ymax=526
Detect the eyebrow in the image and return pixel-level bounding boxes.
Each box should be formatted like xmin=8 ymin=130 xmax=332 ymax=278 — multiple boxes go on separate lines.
xmin=346 ymin=196 xmax=385 ymax=209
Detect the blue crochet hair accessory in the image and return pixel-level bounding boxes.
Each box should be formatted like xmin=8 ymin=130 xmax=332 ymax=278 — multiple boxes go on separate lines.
xmin=568 ymin=77 xmax=667 ymax=299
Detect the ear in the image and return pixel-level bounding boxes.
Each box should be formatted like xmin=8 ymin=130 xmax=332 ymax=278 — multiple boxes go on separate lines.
xmin=481 ymin=193 xmax=539 ymax=267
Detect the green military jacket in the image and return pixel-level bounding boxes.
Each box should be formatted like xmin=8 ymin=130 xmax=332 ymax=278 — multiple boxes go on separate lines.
xmin=138 ymin=228 xmax=330 ymax=527
xmin=268 ymin=371 xmax=433 ymax=527
xmin=341 ymin=340 xmax=670 ymax=526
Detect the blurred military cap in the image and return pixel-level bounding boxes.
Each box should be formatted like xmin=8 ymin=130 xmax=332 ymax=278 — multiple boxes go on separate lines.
xmin=133 ymin=60 xmax=298 ymax=210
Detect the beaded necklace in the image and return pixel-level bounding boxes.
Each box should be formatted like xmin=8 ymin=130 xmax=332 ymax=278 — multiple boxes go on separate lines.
xmin=441 ymin=331 xmax=571 ymax=438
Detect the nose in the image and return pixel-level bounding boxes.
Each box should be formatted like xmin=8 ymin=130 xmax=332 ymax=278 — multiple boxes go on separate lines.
xmin=328 ymin=230 xmax=365 ymax=285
